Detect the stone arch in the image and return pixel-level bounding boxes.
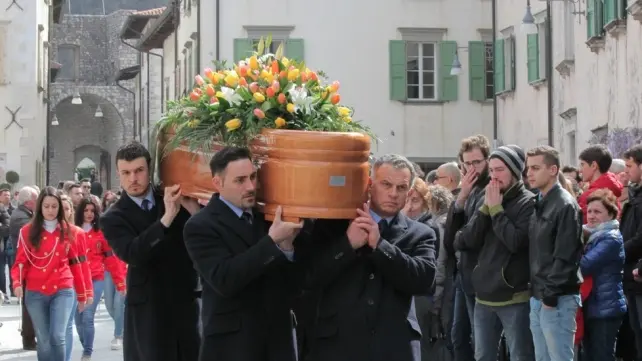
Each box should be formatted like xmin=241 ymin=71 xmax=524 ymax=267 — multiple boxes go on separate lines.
xmin=49 ymin=90 xmax=130 ymax=189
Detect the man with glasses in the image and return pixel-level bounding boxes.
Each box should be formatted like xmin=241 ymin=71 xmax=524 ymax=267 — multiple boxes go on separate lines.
xmin=443 ymin=134 xmax=491 ymax=361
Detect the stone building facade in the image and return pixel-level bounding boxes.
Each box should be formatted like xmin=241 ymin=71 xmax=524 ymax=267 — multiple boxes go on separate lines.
xmin=48 ymin=0 xmax=165 ymax=189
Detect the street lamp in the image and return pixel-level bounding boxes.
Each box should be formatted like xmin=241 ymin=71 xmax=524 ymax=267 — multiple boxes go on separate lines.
xmin=71 ymin=92 xmax=82 ymax=105
xmin=450 ymin=51 xmax=462 ymax=76
xmin=51 ymin=114 xmax=59 ymax=126
xmin=522 ymin=0 xmax=539 ymax=34
xmin=94 ymin=105 xmax=103 ymax=118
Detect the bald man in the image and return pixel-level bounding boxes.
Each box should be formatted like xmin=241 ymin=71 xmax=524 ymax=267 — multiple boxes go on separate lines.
xmin=434 ymin=162 xmax=461 ymax=193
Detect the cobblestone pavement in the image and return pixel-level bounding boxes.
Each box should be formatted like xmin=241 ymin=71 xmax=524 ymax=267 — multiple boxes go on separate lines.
xmin=0 ymin=299 xmax=122 ymax=361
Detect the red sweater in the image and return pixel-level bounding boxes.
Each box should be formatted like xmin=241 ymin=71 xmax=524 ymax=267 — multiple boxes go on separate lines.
xmin=11 ymin=223 xmax=87 ymax=302
xmin=84 ymin=228 xmax=126 ymax=291
xmin=71 ymin=225 xmax=94 ymax=299
xmin=578 ymin=172 xmax=623 ymax=224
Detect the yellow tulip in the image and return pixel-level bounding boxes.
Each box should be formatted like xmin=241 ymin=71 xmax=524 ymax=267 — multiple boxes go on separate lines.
xmin=343 ymin=116 xmax=352 ymax=123
xmin=224 ymin=71 xmax=239 ymax=87
xmin=249 ymin=56 xmax=259 ymax=70
xmin=225 ymin=118 xmax=242 ymax=131
xmin=253 ymin=92 xmax=266 ymax=103
xmin=275 ymin=117 xmax=286 ymax=128
xmin=215 ymin=91 xmax=224 ymax=98
xmin=286 ymin=103 xmax=295 ymax=113
xmin=281 ymin=57 xmax=290 ymax=67
xmin=338 ymin=107 xmax=351 ymax=117
xmin=188 ymin=119 xmax=200 ymax=128
xmin=287 ymin=69 xmax=300 ymax=81
xmin=260 ymin=69 xmax=274 ymax=83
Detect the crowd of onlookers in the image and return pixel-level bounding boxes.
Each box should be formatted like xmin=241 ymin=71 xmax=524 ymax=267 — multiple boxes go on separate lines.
xmin=401 ymin=135 xmax=642 ymax=361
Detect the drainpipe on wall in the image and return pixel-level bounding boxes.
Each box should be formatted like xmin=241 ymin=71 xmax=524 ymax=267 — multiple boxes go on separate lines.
xmin=546 ymin=2 xmax=554 ymax=147
xmin=45 ymin=3 xmax=53 ymax=185
xmin=215 ymin=0 xmax=220 ymax=61
xmin=492 ymin=0 xmax=498 ymax=143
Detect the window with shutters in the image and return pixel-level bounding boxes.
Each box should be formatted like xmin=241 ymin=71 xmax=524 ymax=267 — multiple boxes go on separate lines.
xmin=494 ymin=27 xmax=516 ymax=96
xmin=389 ymin=28 xmax=455 ymax=102
xmin=586 ymin=0 xmax=606 ymax=52
xmin=56 ymin=44 xmax=79 ymax=81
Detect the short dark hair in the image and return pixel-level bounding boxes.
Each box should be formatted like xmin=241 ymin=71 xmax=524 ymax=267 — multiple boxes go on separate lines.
xmin=116 ymin=142 xmax=152 ymax=168
xmin=209 ymin=147 xmax=252 ymax=176
xmin=90 ymin=181 xmax=103 ymax=197
xmin=561 ymin=165 xmax=581 ymax=183
xmin=459 ymin=135 xmax=491 ymax=161
xmin=80 ymin=178 xmax=91 ymax=184
xmin=623 ymin=145 xmax=642 ymax=165
xmin=0 ymin=188 xmax=10 ymax=194
xmin=527 ymin=146 xmax=560 ymax=174
xmin=425 ymin=169 xmax=438 ymax=183
xmin=579 ymin=145 xmax=612 ymax=173
xmin=57 ymin=181 xmax=64 ymax=189
xmin=75 ymin=196 xmax=101 ymax=231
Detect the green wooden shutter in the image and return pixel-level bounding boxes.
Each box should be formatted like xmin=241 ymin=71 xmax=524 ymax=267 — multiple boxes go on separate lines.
xmin=604 ymin=0 xmax=615 ymax=24
xmin=285 ymin=38 xmax=305 ymax=61
xmin=596 ymin=0 xmax=605 ymax=32
xmin=587 ymin=0 xmax=595 ymax=38
xmin=233 ymin=38 xmax=253 ymax=62
xmin=619 ymin=0 xmax=627 ymax=18
xmin=468 ymin=41 xmax=486 ymax=101
xmin=494 ymin=39 xmax=505 ymax=94
xmin=439 ymin=41 xmax=458 ymax=101
xmin=527 ymin=34 xmax=539 ymax=83
xmin=509 ymin=37 xmax=516 ymax=90
xmin=389 ymin=40 xmax=407 ymax=101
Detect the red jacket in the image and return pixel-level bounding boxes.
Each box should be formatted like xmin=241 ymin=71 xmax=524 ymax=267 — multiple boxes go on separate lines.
xmin=11 ymin=223 xmax=87 ymax=302
xmin=575 ymin=276 xmax=594 ymax=345
xmin=71 ymin=225 xmax=94 ymax=299
xmin=84 ymin=228 xmax=126 ymax=291
xmin=578 ymin=172 xmax=623 ymax=224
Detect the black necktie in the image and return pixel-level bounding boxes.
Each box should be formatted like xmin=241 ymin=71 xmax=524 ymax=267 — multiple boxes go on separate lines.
xmin=141 ymin=199 xmax=151 ymax=211
xmin=241 ymin=212 xmax=253 ymax=225
xmin=378 ymin=219 xmax=390 ymax=238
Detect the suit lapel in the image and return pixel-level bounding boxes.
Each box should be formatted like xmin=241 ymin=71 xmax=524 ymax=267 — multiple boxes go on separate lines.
xmin=386 ymin=213 xmax=409 ymax=244
xmin=208 ymin=196 xmax=256 ymax=247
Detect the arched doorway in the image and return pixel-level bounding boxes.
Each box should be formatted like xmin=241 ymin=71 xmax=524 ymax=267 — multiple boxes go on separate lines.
xmin=50 ymin=93 xmax=125 ymax=188
xmin=75 ymin=157 xmax=96 ymax=182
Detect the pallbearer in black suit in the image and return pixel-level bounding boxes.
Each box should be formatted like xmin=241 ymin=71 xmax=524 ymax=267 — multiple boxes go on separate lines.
xmin=296 ymin=154 xmax=437 ymax=361
xmin=183 ymin=147 xmax=304 ymax=361
xmin=100 ymin=142 xmax=202 ymax=361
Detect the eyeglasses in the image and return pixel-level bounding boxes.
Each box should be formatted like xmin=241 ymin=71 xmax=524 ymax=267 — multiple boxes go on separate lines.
xmin=463 ymin=159 xmax=486 ymax=167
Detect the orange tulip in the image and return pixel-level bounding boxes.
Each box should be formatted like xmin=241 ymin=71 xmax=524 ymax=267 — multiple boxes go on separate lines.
xmin=210 ymin=97 xmax=218 ymax=104
xmin=271 ymin=60 xmax=280 ymax=74
xmin=331 ymin=93 xmax=341 ymax=105
xmin=249 ymin=82 xmax=259 ymax=93
xmin=204 ymin=68 xmax=213 ymax=78
xmin=266 ymin=87 xmax=275 ymax=98
xmin=195 ymin=75 xmax=205 ymax=86
xmin=239 ymin=77 xmax=248 ymax=87
xmin=271 ymin=81 xmax=280 ymax=92
xmin=189 ymin=91 xmax=200 ymax=102
xmin=279 ymin=70 xmax=287 ymax=79
xmin=239 ymin=66 xmax=248 ymax=77
xmin=309 ymin=72 xmax=318 ymax=81
xmin=194 ymin=88 xmax=203 ymax=95
xmin=277 ymin=93 xmax=287 ymax=104
xmin=300 ymin=72 xmax=308 ymax=82
xmin=205 ymin=84 xmax=215 ymax=97
xmin=331 ymin=81 xmax=340 ymax=92
xmin=275 ymin=117 xmax=286 ymax=128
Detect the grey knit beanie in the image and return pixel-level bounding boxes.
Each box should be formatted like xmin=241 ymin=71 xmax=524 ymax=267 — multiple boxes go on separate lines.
xmin=490 ymin=145 xmax=525 ymax=179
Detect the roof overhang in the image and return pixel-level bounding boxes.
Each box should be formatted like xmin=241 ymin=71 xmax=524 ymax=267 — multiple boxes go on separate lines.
xmin=120 ymin=7 xmax=165 ymax=39
xmin=115 ymin=65 xmax=141 ymax=82
xmin=137 ymin=5 xmax=177 ymax=52
xmin=52 ymin=0 xmax=65 ymax=24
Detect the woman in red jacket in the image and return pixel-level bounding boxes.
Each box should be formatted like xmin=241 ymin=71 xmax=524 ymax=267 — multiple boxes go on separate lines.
xmin=11 ymin=186 xmax=88 ymax=361
xmin=73 ymin=196 xmax=126 ymax=361
xmin=61 ymin=194 xmax=93 ymax=361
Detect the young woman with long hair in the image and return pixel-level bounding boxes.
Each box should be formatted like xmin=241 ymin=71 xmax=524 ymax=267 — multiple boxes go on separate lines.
xmin=73 ymin=196 xmax=125 ymax=360
xmin=10 ymin=186 xmax=88 ymax=361
xmin=61 ymin=195 xmax=93 ymax=361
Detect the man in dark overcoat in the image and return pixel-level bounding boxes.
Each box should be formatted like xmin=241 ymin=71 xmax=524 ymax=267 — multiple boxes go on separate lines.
xmin=101 ymin=142 xmax=202 ymax=361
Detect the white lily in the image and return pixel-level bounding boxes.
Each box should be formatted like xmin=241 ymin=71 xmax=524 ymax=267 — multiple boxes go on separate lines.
xmin=288 ymin=84 xmax=314 ymax=113
xmin=220 ymin=86 xmax=243 ymax=106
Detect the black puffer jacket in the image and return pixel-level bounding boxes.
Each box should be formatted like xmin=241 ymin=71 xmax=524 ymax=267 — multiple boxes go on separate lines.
xmin=529 ymin=184 xmax=583 ymax=307
xmin=621 ymin=184 xmax=642 ymax=294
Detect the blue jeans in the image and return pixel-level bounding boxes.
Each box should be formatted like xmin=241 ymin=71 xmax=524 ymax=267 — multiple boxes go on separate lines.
xmin=65 ymin=294 xmax=77 ymax=361
xmin=582 ymin=316 xmax=623 ymax=361
xmin=103 ymin=271 xmax=125 ymax=338
xmin=74 ymin=279 xmax=104 ymax=357
xmin=529 ymin=295 xmax=580 ymax=361
xmin=451 ymin=274 xmax=475 ymax=361
xmin=474 ymin=301 xmax=535 ymax=361
xmin=25 ymin=288 xmax=75 ymax=361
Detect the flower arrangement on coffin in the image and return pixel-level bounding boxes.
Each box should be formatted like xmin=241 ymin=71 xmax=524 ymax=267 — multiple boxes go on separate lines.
xmin=156 ymin=37 xmax=375 ymax=221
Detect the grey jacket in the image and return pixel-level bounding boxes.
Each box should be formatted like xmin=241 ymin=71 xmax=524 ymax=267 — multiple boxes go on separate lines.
xmin=9 ymin=205 xmax=33 ymax=247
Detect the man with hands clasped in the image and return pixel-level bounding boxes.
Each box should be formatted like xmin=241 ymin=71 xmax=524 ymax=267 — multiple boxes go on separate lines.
xmin=295 ymin=154 xmax=436 ymax=361
xmin=183 ymin=147 xmax=303 ymax=361
xmin=454 ymin=145 xmax=536 ymax=361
